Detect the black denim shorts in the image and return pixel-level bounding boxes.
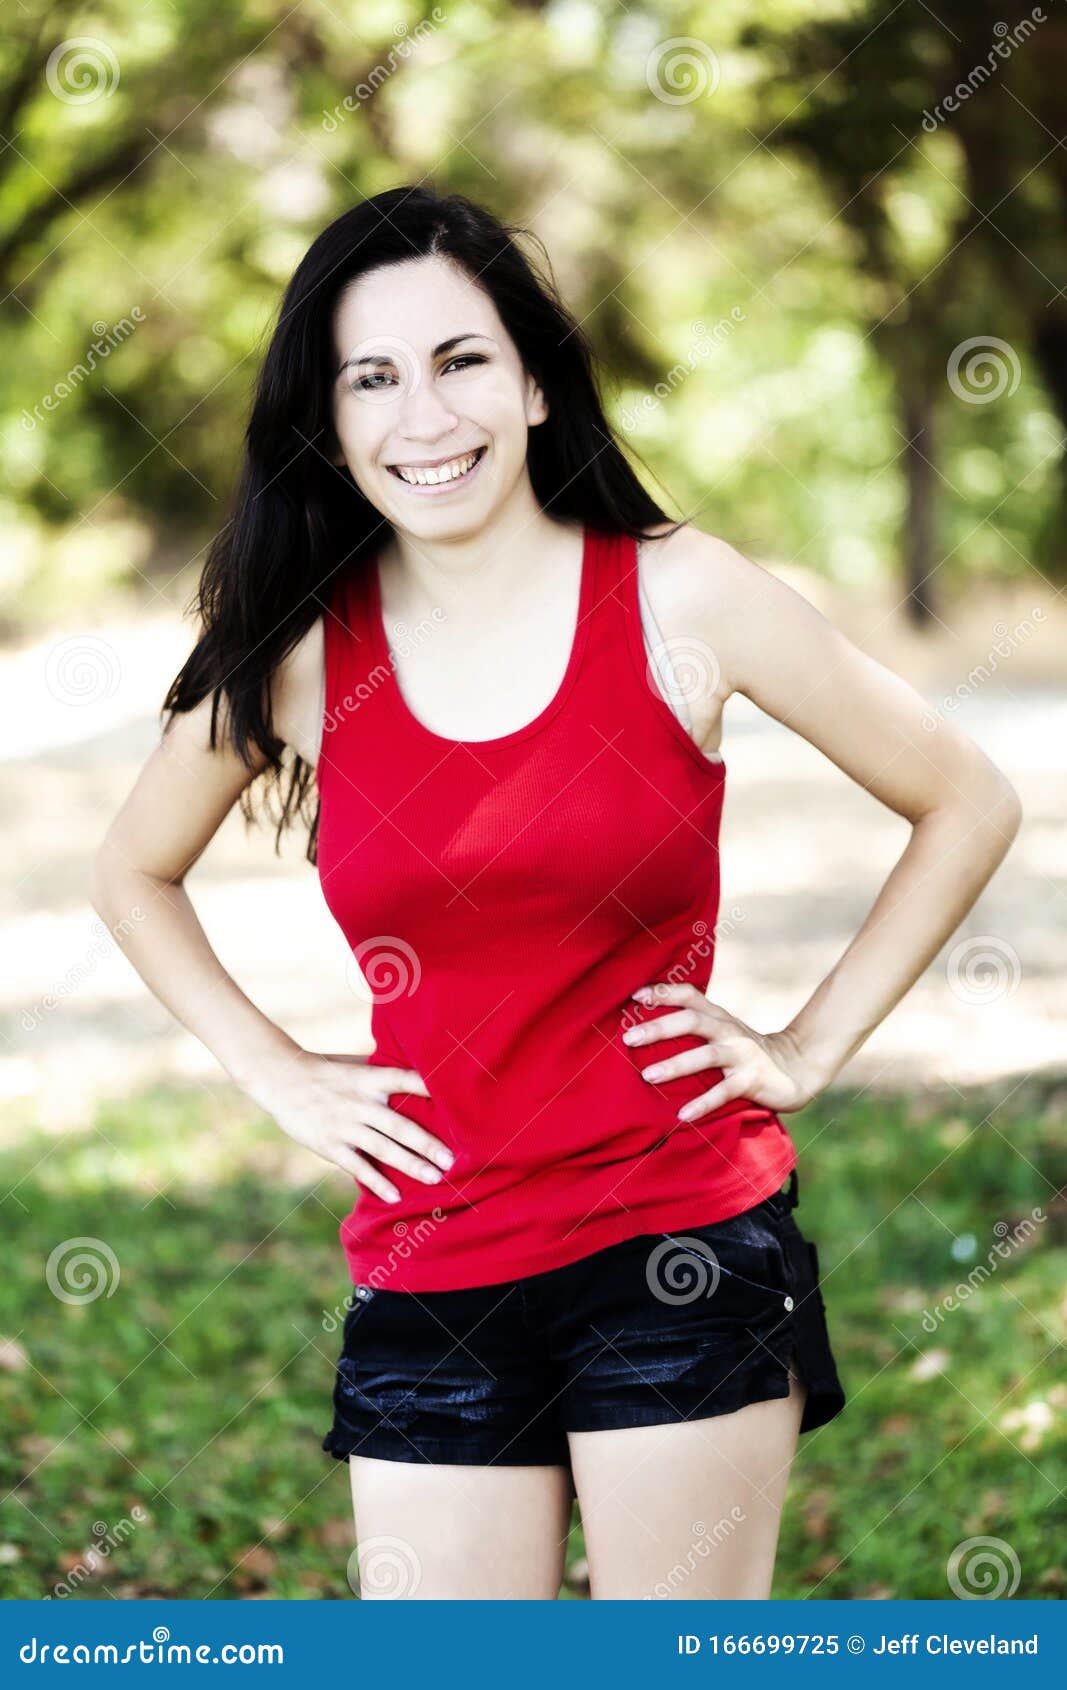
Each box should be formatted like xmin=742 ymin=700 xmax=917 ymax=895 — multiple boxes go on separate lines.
xmin=320 ymin=1169 xmax=846 ymax=1468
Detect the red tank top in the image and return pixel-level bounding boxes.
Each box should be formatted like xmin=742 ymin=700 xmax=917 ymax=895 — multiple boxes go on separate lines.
xmin=317 ymin=523 xmax=796 ymax=1291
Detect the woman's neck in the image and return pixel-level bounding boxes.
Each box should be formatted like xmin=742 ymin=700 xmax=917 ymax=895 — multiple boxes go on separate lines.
xmin=378 ymin=497 xmax=581 ymax=630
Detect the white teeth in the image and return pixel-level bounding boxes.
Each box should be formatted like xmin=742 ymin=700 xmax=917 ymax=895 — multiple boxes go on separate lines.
xmin=393 ymin=449 xmax=481 ymax=486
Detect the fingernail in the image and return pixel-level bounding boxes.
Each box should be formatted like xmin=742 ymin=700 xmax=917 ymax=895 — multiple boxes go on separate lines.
xmin=435 ymin=1151 xmax=454 ymax=1169
xmin=385 ymin=1188 xmax=401 ymax=1202
xmin=622 ymin=1028 xmax=640 ymax=1044
xmin=421 ymin=1167 xmax=442 ymax=1183
xmin=643 ymin=1065 xmax=664 ymax=1081
xmin=632 ymin=988 xmax=650 ymax=1002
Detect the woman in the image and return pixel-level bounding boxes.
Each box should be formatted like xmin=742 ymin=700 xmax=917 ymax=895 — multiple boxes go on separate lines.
xmin=90 ymin=185 xmax=1021 ymax=1600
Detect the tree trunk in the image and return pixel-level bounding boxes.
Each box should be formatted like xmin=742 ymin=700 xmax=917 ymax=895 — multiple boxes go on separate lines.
xmin=900 ymin=381 xmax=937 ymax=627
xmin=1031 ymin=318 xmax=1067 ymax=578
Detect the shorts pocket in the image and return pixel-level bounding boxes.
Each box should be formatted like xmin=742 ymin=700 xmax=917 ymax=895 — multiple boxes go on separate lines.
xmin=341 ymin=1285 xmax=379 ymax=1342
xmin=657 ymin=1215 xmax=794 ymax=1307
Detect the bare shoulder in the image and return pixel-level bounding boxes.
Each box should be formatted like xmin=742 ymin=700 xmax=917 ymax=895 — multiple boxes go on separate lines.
xmin=636 ymin=520 xmax=790 ymax=699
xmin=637 ymin=519 xmax=749 ymax=594
xmin=639 ymin=520 xmax=1019 ymax=824
xmin=269 ymin=614 xmax=326 ymax=767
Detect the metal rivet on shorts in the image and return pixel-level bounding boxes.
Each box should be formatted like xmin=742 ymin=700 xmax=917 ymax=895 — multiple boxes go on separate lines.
xmin=784 ymin=1295 xmax=795 ymax=1311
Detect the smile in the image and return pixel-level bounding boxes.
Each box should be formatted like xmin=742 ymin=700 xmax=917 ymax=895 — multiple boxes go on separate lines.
xmin=387 ymin=445 xmax=488 ymax=489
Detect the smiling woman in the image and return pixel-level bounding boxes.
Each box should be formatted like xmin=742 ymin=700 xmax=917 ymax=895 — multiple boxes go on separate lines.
xmin=387 ymin=442 xmax=487 ymax=488
xmin=326 ymin=255 xmax=549 ymax=537
xmin=91 ymin=182 xmax=1020 ymax=1602
xmin=345 ymin=337 xmax=493 ymax=490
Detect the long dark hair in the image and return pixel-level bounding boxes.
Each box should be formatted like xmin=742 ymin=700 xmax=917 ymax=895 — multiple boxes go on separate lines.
xmin=163 ymin=183 xmax=683 ymax=864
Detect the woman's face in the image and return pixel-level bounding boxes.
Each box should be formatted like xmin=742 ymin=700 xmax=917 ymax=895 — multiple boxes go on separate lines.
xmin=329 ymin=254 xmax=547 ymax=537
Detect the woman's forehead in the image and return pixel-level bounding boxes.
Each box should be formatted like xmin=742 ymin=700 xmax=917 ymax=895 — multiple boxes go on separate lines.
xmin=333 ymin=256 xmax=496 ymax=347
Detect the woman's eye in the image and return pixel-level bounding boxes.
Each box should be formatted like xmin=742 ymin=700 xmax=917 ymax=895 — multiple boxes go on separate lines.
xmin=348 ymin=355 xmax=484 ymax=393
xmin=353 ymin=370 xmax=397 ymax=392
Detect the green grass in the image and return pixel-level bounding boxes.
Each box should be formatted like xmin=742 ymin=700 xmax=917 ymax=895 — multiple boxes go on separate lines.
xmin=1 ymin=1077 xmax=1064 ymax=1599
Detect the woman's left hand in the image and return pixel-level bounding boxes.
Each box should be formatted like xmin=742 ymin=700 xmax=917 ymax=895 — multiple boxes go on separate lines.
xmin=623 ymin=982 xmax=823 ymax=1118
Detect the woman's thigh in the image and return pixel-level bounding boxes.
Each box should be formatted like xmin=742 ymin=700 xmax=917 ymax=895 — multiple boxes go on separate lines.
xmin=348 ymin=1455 xmax=574 ymax=1599
xmin=567 ymin=1370 xmax=807 ymax=1600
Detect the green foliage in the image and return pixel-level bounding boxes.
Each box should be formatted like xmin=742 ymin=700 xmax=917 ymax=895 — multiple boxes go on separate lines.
xmin=0 ymin=1075 xmax=1064 ymax=1598
xmin=2 ymin=1 xmax=1064 ymax=620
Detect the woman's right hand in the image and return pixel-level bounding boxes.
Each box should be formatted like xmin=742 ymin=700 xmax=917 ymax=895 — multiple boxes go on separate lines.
xmin=250 ymin=1048 xmax=453 ymax=1203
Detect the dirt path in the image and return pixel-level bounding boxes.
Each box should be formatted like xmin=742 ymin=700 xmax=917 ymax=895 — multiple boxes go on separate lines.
xmin=4 ymin=569 xmax=1065 ymax=1136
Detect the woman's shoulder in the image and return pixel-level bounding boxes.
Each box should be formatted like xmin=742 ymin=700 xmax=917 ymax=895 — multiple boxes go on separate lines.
xmin=633 ymin=522 xmax=774 ymax=686
xmin=635 ymin=519 xmax=766 ymax=599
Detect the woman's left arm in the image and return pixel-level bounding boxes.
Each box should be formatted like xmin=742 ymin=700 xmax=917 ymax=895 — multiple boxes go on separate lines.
xmin=633 ymin=528 xmax=1023 ymax=1112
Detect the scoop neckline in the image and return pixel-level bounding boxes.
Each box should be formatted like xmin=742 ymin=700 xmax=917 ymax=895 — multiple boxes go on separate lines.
xmin=368 ymin=522 xmax=597 ymax=752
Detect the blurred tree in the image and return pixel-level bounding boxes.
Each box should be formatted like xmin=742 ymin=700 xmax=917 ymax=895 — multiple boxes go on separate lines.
xmin=744 ymin=0 xmax=1067 ymax=621
xmin=1 ymin=0 xmax=1062 ymax=627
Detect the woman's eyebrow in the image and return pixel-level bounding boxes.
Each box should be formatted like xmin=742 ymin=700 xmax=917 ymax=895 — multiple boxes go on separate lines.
xmin=432 ymin=332 xmax=495 ymax=356
xmin=337 ymin=332 xmax=494 ymax=375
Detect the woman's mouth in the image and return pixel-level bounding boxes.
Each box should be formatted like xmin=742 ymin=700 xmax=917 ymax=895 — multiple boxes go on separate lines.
xmin=386 ymin=444 xmax=488 ymax=493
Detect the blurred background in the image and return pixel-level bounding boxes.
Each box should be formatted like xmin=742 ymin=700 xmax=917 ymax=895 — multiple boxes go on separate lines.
xmin=2 ymin=0 xmax=1065 ymax=1600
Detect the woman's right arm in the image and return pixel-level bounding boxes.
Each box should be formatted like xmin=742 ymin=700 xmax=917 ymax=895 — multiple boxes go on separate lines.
xmin=87 ymin=630 xmax=453 ymax=1201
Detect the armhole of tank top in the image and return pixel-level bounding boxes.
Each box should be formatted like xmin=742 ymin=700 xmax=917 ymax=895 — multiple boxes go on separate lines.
xmin=622 ymin=534 xmax=725 ymax=775
xmin=640 ymin=574 xmax=694 ymax=732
